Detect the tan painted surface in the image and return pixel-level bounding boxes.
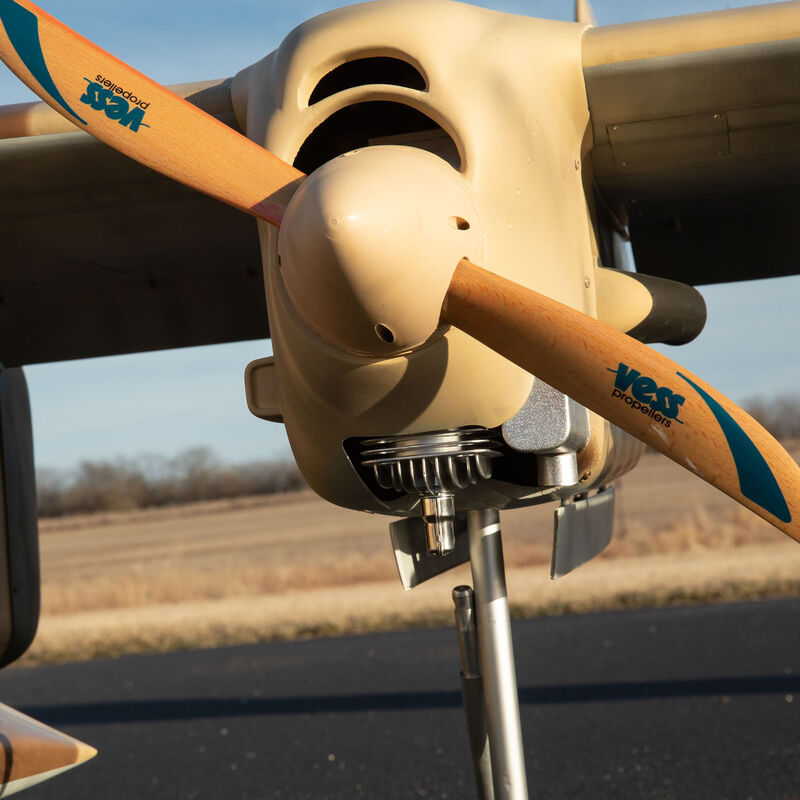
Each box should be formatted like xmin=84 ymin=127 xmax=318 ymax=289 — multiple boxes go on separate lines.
xmin=575 ymin=0 xmax=596 ymax=26
xmin=583 ymin=1 xmax=800 ymax=66
xmin=244 ymin=357 xmax=283 ymax=422
xmin=232 ymin=0 xmax=602 ymax=512
xmin=583 ymin=2 xmax=800 ymax=214
xmin=594 ymin=268 xmax=653 ymax=334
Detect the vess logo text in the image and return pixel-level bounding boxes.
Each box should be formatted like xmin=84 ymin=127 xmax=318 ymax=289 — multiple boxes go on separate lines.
xmin=607 ymin=363 xmax=685 ymax=427
xmin=79 ymin=74 xmax=150 ymax=132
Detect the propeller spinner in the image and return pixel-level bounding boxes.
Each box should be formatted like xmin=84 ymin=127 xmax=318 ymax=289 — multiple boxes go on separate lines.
xmin=278 ymin=145 xmax=482 ymax=357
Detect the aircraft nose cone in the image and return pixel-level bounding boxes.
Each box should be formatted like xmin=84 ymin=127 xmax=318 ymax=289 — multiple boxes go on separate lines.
xmin=278 ymin=145 xmax=483 ymax=356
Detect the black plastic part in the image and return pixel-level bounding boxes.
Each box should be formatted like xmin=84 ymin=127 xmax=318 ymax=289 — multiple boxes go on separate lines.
xmin=309 ymin=57 xmax=426 ymax=105
xmin=629 ymin=200 xmax=800 ymax=287
xmin=293 ymin=101 xmax=460 ymax=174
xmin=0 ymin=366 xmax=40 ymax=668
xmin=625 ymin=272 xmax=708 ymax=345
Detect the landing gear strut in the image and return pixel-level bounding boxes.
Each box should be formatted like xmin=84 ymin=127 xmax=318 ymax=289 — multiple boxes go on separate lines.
xmin=453 ymin=509 xmax=530 ymax=799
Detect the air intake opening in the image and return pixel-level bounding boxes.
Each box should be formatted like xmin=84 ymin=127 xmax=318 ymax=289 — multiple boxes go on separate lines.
xmin=309 ymin=57 xmax=426 ymax=105
xmin=294 ymin=101 xmax=461 ymax=174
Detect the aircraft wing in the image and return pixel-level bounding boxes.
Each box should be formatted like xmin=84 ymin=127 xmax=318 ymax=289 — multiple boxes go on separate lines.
xmin=584 ymin=2 xmax=800 ymax=285
xmin=0 ymin=79 xmax=264 ymax=367
xmin=3 ymin=3 xmax=799 ymax=368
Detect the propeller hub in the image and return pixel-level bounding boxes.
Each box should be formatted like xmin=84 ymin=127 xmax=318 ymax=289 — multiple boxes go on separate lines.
xmin=278 ymin=145 xmax=483 ymax=356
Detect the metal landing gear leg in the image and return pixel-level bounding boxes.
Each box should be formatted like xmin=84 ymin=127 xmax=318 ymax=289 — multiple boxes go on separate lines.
xmin=453 ymin=508 xmax=530 ymax=800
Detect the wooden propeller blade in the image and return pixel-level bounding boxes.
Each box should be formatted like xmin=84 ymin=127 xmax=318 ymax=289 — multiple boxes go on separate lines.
xmin=0 ymin=702 xmax=96 ymax=796
xmin=0 ymin=0 xmax=303 ymax=225
xmin=442 ymin=259 xmax=800 ymax=544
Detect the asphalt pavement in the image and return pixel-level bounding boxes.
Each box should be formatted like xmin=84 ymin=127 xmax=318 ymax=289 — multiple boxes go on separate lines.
xmin=0 ymin=598 xmax=798 ymax=799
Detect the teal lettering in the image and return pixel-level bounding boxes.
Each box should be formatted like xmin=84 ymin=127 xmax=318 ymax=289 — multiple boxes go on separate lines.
xmin=665 ymin=393 xmax=685 ymax=420
xmin=94 ymin=87 xmax=112 ymax=110
xmin=609 ymin=362 xmax=685 ymax=424
xmin=653 ymin=386 xmax=673 ymax=415
xmin=80 ymin=76 xmax=150 ymax=133
xmin=79 ymin=80 xmax=102 ymax=106
xmin=119 ymin=105 xmax=146 ymax=132
xmin=613 ymin=363 xmax=640 ymax=392
xmin=632 ymin=376 xmax=656 ymax=404
xmin=104 ymin=95 xmax=128 ymax=120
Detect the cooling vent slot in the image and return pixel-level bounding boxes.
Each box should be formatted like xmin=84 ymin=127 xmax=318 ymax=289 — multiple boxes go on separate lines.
xmin=309 ymin=57 xmax=426 ymax=104
xmin=294 ymin=101 xmax=461 ymax=173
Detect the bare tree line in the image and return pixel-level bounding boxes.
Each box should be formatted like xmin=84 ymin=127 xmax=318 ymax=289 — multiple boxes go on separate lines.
xmin=37 ymin=447 xmax=306 ymax=517
xmin=34 ymin=394 xmax=798 ymax=517
xmin=744 ymin=393 xmax=800 ymax=440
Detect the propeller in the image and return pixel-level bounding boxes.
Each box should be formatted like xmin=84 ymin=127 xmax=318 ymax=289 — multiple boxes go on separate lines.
xmin=442 ymin=259 xmax=800 ymax=543
xmin=2 ymin=0 xmax=798 ymax=544
xmin=0 ymin=0 xmax=302 ymax=223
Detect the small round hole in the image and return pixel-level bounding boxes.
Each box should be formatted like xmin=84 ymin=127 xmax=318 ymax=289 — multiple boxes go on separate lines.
xmin=449 ymin=216 xmax=470 ymax=231
xmin=375 ymin=323 xmax=395 ymax=343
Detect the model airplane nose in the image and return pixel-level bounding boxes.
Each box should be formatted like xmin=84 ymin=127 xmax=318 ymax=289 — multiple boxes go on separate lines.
xmin=277 ymin=145 xmax=483 ymax=356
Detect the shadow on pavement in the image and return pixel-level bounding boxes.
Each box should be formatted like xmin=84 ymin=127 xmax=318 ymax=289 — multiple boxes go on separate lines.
xmin=20 ymin=674 xmax=800 ymax=726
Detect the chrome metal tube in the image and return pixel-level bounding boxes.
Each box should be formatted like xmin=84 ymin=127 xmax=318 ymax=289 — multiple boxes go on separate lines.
xmin=453 ymin=586 xmax=480 ymax=678
xmin=467 ymin=509 xmax=529 ymax=800
xmin=453 ymin=585 xmax=494 ymax=800
xmin=422 ymin=492 xmax=456 ymax=554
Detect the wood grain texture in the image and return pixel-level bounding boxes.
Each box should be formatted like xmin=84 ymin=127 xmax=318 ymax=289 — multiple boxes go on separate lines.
xmin=0 ymin=702 xmax=95 ymax=785
xmin=0 ymin=0 xmax=302 ymax=225
xmin=443 ymin=259 xmax=800 ymax=543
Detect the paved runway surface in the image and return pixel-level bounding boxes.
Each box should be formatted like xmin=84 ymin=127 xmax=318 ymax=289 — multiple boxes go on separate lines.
xmin=1 ymin=598 xmax=798 ymax=799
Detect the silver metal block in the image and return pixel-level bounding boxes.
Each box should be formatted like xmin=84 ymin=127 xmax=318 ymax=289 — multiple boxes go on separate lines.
xmin=551 ymin=486 xmax=615 ymax=579
xmin=536 ymin=451 xmax=579 ymax=488
xmin=389 ymin=515 xmax=469 ymax=590
xmin=501 ymin=379 xmax=590 ymax=454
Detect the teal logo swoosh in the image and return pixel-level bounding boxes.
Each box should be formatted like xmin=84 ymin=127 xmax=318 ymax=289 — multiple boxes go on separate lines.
xmin=677 ymin=372 xmax=791 ymax=522
xmin=0 ymin=0 xmax=87 ymax=125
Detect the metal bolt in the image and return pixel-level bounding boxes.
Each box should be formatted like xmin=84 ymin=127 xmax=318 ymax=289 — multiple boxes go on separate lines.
xmin=421 ymin=492 xmax=456 ymax=555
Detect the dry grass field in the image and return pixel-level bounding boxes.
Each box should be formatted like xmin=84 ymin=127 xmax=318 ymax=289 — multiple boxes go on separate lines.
xmin=26 ymin=443 xmax=800 ymax=664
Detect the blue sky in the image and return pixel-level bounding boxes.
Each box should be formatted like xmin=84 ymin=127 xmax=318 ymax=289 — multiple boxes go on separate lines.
xmin=3 ymin=0 xmax=798 ymax=470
